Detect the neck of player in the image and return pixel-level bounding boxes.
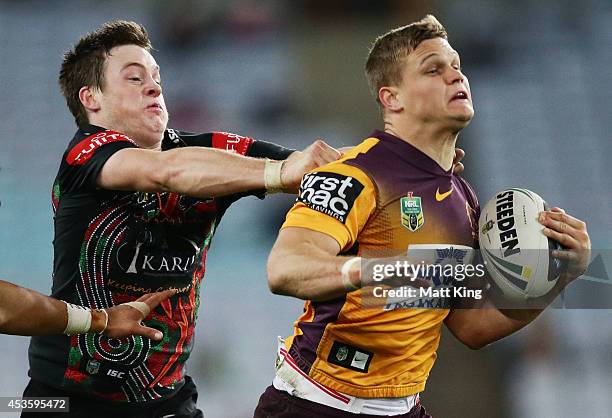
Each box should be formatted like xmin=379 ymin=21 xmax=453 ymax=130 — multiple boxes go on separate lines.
xmin=384 ymin=120 xmax=458 ymax=172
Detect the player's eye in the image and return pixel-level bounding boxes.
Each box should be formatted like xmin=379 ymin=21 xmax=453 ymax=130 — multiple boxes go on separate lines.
xmin=427 ymin=68 xmax=438 ymax=75
xmin=129 ymin=76 xmax=142 ymax=82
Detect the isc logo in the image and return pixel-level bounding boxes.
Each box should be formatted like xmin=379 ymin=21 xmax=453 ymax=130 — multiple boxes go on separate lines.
xmin=107 ymin=369 xmax=125 ymax=379
xmin=298 ymin=172 xmax=364 ymax=224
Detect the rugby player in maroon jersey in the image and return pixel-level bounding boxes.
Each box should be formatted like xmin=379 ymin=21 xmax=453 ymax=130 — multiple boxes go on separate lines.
xmin=255 ymin=15 xmax=591 ymax=417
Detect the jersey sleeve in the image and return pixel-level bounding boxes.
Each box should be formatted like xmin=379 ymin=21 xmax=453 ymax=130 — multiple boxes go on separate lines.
xmin=165 ymin=129 xmax=255 ymax=155
xmin=246 ymin=139 xmax=295 ymax=160
xmin=60 ymin=130 xmax=137 ymax=193
xmin=282 ymin=162 xmax=377 ymax=252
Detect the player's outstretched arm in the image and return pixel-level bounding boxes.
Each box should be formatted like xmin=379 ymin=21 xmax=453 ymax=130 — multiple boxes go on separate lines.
xmin=444 ymin=207 xmax=590 ymax=350
xmin=267 ymin=227 xmax=357 ymax=301
xmin=0 ymin=280 xmax=174 ymax=340
xmin=0 ymin=280 xmax=70 ymax=335
xmin=97 ymin=140 xmax=340 ymax=197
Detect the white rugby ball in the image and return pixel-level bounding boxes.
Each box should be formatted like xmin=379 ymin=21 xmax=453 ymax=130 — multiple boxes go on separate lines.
xmin=479 ymin=188 xmax=563 ymax=300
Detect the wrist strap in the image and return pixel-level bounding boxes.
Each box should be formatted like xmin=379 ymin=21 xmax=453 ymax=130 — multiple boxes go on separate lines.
xmin=264 ymin=159 xmax=284 ymax=194
xmin=341 ymin=257 xmax=362 ymax=292
xmin=63 ymin=302 xmax=92 ymax=335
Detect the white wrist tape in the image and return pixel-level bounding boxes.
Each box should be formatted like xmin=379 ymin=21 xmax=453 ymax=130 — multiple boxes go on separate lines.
xmin=264 ymin=159 xmax=284 ymax=193
xmin=63 ymin=302 xmax=92 ymax=335
xmin=341 ymin=257 xmax=362 ymax=292
xmin=123 ymin=301 xmax=151 ymax=318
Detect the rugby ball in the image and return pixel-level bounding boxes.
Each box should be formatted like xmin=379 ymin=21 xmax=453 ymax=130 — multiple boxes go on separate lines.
xmin=478 ymin=188 xmax=563 ymax=300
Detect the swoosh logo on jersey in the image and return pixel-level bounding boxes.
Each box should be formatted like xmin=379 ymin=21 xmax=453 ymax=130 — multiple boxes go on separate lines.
xmin=436 ymin=187 xmax=453 ymax=201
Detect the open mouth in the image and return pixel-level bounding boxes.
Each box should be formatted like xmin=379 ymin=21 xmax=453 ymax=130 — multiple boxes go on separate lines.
xmin=450 ymin=91 xmax=469 ymax=102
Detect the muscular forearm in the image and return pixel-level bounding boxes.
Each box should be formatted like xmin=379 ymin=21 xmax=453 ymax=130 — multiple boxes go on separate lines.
xmin=493 ymin=272 xmax=573 ymax=335
xmin=161 ymin=147 xmax=268 ymax=197
xmin=455 ymin=303 xmax=541 ymax=349
xmin=446 ymin=275 xmax=571 ymax=349
xmin=268 ymin=246 xmax=356 ymax=301
xmin=0 ymin=280 xmax=109 ymax=336
xmin=0 ymin=280 xmax=67 ymax=335
xmin=101 ymin=139 xmax=340 ymax=198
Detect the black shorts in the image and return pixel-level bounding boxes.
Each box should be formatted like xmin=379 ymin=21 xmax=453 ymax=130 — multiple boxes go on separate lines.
xmin=254 ymin=385 xmax=432 ymax=418
xmin=21 ymin=375 xmax=203 ymax=418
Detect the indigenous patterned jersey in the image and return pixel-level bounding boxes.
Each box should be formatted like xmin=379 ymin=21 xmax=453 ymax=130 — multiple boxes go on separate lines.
xmin=281 ymin=130 xmax=479 ymax=398
xmin=29 ymin=124 xmax=292 ymax=403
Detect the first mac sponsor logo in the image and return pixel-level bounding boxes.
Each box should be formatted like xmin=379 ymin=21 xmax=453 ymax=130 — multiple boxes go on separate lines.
xmin=297 ymin=172 xmax=364 ymax=223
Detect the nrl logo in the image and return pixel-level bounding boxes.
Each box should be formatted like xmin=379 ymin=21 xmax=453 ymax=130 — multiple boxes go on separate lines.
xmin=336 ymin=346 xmax=349 ymax=362
xmin=400 ymin=192 xmax=424 ymax=232
xmin=86 ymin=359 xmax=100 ymax=375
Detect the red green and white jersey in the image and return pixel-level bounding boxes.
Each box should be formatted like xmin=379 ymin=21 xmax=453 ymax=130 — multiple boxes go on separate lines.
xmin=29 ymin=124 xmax=292 ymax=403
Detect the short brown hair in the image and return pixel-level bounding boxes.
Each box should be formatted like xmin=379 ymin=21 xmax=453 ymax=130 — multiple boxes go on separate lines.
xmin=365 ymin=15 xmax=447 ymax=104
xmin=59 ymin=20 xmax=152 ymax=126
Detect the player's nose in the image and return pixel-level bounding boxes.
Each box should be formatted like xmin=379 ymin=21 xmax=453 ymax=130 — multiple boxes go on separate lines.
xmin=144 ymin=78 xmax=162 ymax=97
xmin=444 ymin=67 xmax=466 ymax=86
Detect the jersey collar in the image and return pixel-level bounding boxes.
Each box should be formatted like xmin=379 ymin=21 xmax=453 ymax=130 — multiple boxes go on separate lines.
xmin=370 ymin=130 xmax=453 ymax=177
xmin=78 ymin=123 xmax=107 ymax=137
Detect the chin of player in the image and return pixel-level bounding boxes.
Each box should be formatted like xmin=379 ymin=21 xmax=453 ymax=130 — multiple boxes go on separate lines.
xmin=448 ymin=106 xmax=474 ymax=127
xmin=446 ymin=114 xmax=473 ymax=131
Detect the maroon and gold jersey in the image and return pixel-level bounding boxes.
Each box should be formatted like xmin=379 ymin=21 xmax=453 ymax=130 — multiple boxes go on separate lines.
xmin=281 ymin=130 xmax=479 ymax=398
xmin=29 ymin=124 xmax=293 ymax=403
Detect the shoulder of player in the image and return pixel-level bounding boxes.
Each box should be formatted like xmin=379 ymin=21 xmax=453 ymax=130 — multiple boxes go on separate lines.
xmin=64 ymin=128 xmax=137 ymax=166
xmin=303 ymin=161 xmax=377 ymax=207
xmin=307 ymin=137 xmax=385 ymax=192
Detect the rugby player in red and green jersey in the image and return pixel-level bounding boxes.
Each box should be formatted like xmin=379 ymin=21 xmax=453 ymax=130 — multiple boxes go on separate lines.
xmin=255 ymin=15 xmax=591 ymax=417
xmin=22 ymin=20 xmax=342 ymax=418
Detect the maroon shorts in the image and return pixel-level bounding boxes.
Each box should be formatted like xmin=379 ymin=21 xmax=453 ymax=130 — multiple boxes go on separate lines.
xmin=254 ymin=385 xmax=432 ymax=418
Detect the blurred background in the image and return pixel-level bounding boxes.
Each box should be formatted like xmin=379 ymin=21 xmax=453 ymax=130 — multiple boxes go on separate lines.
xmin=1 ymin=0 xmax=611 ymax=417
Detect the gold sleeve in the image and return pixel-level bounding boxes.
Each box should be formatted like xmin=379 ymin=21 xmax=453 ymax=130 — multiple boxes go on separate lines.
xmin=281 ymin=162 xmax=376 ymax=252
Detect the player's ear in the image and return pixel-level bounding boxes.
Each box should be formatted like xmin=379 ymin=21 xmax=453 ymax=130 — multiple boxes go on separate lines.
xmin=79 ymin=86 xmax=101 ymax=112
xmin=379 ymin=86 xmax=403 ymax=112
